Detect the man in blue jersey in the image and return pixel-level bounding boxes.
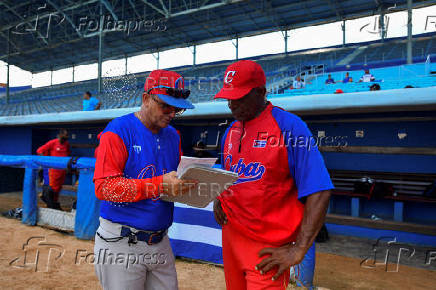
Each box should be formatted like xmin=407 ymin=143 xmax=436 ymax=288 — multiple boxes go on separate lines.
xmin=93 ymin=69 xmax=197 ymax=290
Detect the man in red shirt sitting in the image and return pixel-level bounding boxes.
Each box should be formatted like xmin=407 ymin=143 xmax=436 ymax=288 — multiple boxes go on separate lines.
xmin=36 ymin=129 xmax=71 ymax=209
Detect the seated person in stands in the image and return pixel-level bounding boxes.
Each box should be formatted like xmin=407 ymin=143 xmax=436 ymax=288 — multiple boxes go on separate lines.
xmin=325 ymin=74 xmax=335 ymax=84
xmin=359 ymin=69 xmax=375 ymax=82
xmin=290 ymin=76 xmax=305 ymax=89
xmin=369 ymin=83 xmax=380 ymax=91
xmin=82 ymin=91 xmax=101 ymax=111
xmin=342 ymin=72 xmax=353 ymax=83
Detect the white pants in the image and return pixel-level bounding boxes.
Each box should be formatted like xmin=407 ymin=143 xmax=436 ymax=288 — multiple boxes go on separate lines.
xmin=94 ymin=218 xmax=178 ymax=290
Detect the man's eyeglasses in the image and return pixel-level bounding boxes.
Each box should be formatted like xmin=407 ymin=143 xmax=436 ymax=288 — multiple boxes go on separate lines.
xmin=151 ymin=95 xmax=186 ymax=116
xmin=146 ymin=85 xmax=190 ymax=99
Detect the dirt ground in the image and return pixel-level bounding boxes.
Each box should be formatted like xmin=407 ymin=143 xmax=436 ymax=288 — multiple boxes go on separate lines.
xmin=0 ymin=192 xmax=435 ymax=289
xmin=1 ymin=217 xmax=435 ymax=290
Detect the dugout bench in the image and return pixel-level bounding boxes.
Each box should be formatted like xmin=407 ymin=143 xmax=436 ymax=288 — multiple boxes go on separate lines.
xmin=328 ymin=170 xmax=436 ymax=223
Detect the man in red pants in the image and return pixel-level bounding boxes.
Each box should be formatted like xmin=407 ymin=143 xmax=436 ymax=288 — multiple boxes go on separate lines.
xmin=213 ymin=60 xmax=333 ymax=289
xmin=37 ymin=129 xmax=71 ymax=209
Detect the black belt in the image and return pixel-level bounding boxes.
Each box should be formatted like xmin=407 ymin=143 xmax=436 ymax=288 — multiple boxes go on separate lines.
xmin=97 ymin=227 xmax=166 ymax=246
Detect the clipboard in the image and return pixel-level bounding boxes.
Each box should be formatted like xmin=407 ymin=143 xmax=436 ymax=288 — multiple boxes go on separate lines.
xmin=160 ymin=165 xmax=239 ymax=208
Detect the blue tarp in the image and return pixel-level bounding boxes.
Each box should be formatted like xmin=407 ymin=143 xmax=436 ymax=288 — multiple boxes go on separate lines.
xmin=75 ymin=168 xmax=100 ymax=239
xmin=0 ymin=155 xmax=98 ymax=238
xmin=0 ymin=155 xmax=95 ymax=169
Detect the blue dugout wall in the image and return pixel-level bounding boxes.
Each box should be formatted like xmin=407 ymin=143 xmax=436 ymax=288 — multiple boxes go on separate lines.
xmin=0 ymin=109 xmax=435 ymax=226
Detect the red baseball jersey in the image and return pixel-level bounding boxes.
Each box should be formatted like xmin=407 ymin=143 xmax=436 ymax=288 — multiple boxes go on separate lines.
xmin=219 ymin=103 xmax=333 ymax=245
xmin=36 ymin=139 xmax=71 ymax=157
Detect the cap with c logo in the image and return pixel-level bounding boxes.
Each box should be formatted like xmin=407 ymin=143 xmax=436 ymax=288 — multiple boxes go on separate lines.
xmin=214 ymin=60 xmax=266 ymax=100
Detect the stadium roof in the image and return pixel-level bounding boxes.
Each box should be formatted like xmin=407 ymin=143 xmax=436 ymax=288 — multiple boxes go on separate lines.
xmin=1 ymin=0 xmax=435 ymax=73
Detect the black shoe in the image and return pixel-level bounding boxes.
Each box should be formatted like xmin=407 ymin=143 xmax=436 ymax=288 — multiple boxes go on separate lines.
xmin=40 ymin=194 xmax=47 ymax=203
xmin=41 ymin=185 xmax=54 ymax=206
xmin=51 ymin=202 xmax=62 ymax=210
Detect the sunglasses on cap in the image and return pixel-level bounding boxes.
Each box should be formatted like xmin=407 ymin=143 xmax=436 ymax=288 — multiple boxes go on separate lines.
xmin=146 ymin=85 xmax=190 ymax=99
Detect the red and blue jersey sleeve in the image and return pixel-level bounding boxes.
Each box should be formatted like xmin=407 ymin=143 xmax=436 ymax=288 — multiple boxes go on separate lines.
xmin=93 ymin=131 xmax=128 ymax=180
xmin=93 ymin=128 xmax=163 ymax=202
xmin=271 ymin=107 xmax=334 ymax=200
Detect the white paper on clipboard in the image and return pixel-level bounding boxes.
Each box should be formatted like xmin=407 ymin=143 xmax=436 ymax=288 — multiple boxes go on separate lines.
xmin=176 ymin=156 xmax=218 ymax=177
xmin=161 ymin=165 xmax=238 ymax=208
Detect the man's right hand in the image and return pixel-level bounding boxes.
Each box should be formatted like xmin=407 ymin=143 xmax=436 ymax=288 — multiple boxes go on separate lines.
xmin=213 ymin=199 xmax=227 ymax=226
xmin=161 ymin=171 xmax=198 ymax=196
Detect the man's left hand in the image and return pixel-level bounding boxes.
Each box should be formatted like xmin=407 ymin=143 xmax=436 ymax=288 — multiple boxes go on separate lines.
xmin=255 ymin=244 xmax=307 ymax=281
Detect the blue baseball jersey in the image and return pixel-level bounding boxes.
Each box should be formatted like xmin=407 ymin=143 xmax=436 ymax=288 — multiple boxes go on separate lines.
xmin=97 ymin=113 xmax=181 ymax=231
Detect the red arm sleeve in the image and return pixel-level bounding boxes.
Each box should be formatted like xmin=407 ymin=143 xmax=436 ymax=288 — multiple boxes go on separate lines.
xmin=36 ymin=140 xmax=54 ymax=155
xmin=93 ymin=131 xmax=163 ymax=202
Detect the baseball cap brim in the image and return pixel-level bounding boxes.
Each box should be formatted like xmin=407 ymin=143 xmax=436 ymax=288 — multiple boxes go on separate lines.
xmin=156 ymin=94 xmax=195 ymax=109
xmin=214 ymin=86 xmax=253 ymax=100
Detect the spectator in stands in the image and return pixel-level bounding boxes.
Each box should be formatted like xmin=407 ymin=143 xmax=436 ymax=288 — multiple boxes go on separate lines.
xmin=290 ymin=76 xmax=305 ymax=89
xmin=325 ymin=74 xmax=335 ymax=84
xmin=36 ymin=129 xmax=71 ymax=210
xmin=83 ymin=91 xmax=101 ymax=111
xmin=342 ymin=72 xmax=353 ymax=83
xmin=370 ymin=83 xmax=381 ymax=91
xmin=359 ymin=69 xmax=375 ymax=82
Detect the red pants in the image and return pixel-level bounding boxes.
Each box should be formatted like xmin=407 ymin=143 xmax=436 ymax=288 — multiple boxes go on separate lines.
xmin=49 ymin=169 xmax=66 ymax=201
xmin=222 ymin=223 xmax=290 ymax=290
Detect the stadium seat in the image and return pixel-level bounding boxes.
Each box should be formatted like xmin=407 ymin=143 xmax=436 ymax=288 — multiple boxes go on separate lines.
xmin=1 ymin=36 xmax=435 ymax=117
